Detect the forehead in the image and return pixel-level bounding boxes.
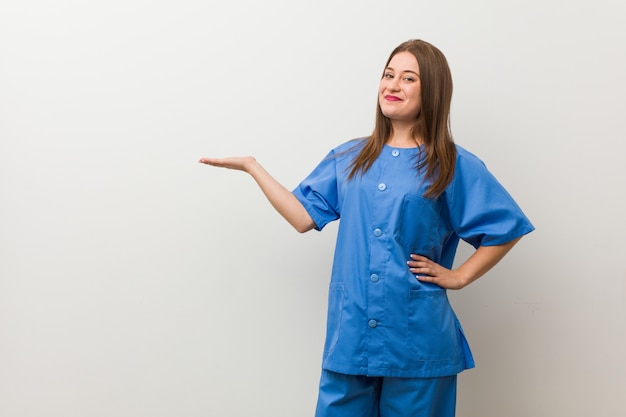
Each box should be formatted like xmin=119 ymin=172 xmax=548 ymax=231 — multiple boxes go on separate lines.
xmin=387 ymin=51 xmax=419 ymax=72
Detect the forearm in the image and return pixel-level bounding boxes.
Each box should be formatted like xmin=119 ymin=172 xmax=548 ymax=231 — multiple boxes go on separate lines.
xmin=410 ymin=237 xmax=522 ymax=290
xmin=455 ymin=237 xmax=521 ymax=287
xmin=246 ymin=159 xmax=315 ymax=233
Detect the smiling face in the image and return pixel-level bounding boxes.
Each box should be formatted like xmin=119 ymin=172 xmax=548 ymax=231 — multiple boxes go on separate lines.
xmin=378 ymin=51 xmax=422 ymax=125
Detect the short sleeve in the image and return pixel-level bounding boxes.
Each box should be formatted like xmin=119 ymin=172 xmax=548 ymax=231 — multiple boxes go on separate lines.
xmin=444 ymin=148 xmax=535 ymax=248
xmin=292 ymin=150 xmax=341 ymax=231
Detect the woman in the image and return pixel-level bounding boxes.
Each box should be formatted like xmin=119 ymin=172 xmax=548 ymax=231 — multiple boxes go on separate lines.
xmin=199 ymin=39 xmax=534 ymax=417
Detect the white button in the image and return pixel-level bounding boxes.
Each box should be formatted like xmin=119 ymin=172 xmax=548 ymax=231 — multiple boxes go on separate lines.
xmin=368 ymin=319 xmax=378 ymax=328
xmin=373 ymin=228 xmax=382 ymax=237
xmin=391 ymin=150 xmax=400 ymax=157
xmin=370 ymin=274 xmax=379 ymax=282
xmin=378 ymin=183 xmax=386 ymax=191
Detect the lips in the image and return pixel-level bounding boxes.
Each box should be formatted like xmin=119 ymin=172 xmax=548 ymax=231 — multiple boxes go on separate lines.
xmin=384 ymin=95 xmax=402 ymax=102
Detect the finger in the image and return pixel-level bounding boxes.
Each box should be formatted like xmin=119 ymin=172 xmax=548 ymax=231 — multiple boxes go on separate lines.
xmin=409 ymin=256 xmax=435 ymax=270
xmin=416 ymin=274 xmax=436 ymax=283
xmin=199 ymin=158 xmax=225 ymax=167
xmin=410 ymin=264 xmax=432 ymax=276
xmin=407 ymin=261 xmax=422 ymax=270
xmin=407 ymin=256 xmax=430 ymax=265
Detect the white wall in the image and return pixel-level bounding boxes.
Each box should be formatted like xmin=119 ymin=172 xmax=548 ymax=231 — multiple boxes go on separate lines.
xmin=1 ymin=1 xmax=624 ymax=416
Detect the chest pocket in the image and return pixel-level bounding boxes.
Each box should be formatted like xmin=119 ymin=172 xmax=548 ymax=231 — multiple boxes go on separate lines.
xmin=394 ymin=194 xmax=447 ymax=257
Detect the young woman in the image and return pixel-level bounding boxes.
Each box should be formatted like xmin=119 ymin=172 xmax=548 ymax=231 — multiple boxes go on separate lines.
xmin=199 ymin=39 xmax=534 ymax=417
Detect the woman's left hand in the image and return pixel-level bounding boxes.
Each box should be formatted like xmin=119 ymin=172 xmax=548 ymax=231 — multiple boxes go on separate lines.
xmin=407 ymin=254 xmax=468 ymax=290
xmin=408 ymin=239 xmax=522 ymax=290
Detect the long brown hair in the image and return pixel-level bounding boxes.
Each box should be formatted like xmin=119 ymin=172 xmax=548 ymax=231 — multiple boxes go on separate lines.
xmin=348 ymin=39 xmax=456 ymax=198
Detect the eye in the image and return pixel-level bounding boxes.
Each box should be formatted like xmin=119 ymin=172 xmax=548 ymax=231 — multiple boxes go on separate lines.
xmin=383 ymin=72 xmax=394 ymax=79
xmin=403 ymin=76 xmax=415 ymax=82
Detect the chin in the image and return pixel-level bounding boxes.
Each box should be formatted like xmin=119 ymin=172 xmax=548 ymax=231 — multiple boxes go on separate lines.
xmin=380 ymin=108 xmax=400 ymax=119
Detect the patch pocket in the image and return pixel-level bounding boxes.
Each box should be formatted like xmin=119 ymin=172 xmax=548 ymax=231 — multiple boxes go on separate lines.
xmin=394 ymin=194 xmax=444 ymax=252
xmin=407 ymin=289 xmax=460 ymax=361
xmin=323 ymin=282 xmax=344 ymax=355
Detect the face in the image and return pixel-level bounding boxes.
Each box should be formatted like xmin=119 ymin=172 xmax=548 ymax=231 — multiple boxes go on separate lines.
xmin=378 ymin=51 xmax=422 ymax=124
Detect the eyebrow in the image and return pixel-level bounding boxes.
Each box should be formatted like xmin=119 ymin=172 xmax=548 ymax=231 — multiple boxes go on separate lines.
xmin=385 ymin=67 xmax=420 ymax=76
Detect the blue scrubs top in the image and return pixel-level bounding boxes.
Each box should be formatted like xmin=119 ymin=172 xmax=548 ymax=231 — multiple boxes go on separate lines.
xmin=293 ymin=139 xmax=535 ymax=378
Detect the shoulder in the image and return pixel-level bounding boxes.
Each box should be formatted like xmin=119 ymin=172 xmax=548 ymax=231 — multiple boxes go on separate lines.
xmin=305 ymin=137 xmax=366 ymax=173
xmin=451 ymin=144 xmax=493 ymax=179
xmin=321 ymin=137 xmax=367 ymax=163
xmin=331 ymin=137 xmax=367 ymax=155
xmin=454 ymin=145 xmax=487 ymax=169
xmin=444 ymin=145 xmax=497 ymax=195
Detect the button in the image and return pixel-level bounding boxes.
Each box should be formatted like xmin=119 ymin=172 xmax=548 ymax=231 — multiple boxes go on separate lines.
xmin=391 ymin=149 xmax=400 ymax=157
xmin=373 ymin=228 xmax=382 ymax=237
xmin=377 ymin=183 xmax=386 ymax=191
xmin=368 ymin=319 xmax=378 ymax=328
xmin=370 ymin=274 xmax=379 ymax=282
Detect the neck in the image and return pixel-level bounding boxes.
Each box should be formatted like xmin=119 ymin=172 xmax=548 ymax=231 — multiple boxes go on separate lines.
xmin=387 ymin=123 xmax=422 ymax=148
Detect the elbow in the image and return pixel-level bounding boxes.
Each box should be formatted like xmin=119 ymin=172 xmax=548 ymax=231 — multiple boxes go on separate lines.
xmin=287 ymin=205 xmax=316 ymax=233
xmin=292 ymin=218 xmax=316 ymax=234
xmin=294 ymin=223 xmax=314 ymax=234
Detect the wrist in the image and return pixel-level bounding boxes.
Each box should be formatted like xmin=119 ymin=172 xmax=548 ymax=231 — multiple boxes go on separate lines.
xmin=244 ymin=157 xmax=260 ymax=173
xmin=453 ymin=268 xmax=474 ymax=289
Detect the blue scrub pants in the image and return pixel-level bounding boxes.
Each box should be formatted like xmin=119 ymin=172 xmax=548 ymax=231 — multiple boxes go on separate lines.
xmin=315 ymin=370 xmax=457 ymax=417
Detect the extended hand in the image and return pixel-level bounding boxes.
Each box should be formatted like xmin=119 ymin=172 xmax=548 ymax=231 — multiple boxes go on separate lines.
xmin=407 ymin=254 xmax=468 ymax=290
xmin=198 ymin=156 xmax=257 ymax=172
xmin=198 ymin=155 xmax=315 ymax=232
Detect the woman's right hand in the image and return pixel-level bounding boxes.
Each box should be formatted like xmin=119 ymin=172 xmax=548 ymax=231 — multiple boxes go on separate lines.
xmin=198 ymin=155 xmax=315 ymax=232
xmin=198 ymin=156 xmax=257 ymax=173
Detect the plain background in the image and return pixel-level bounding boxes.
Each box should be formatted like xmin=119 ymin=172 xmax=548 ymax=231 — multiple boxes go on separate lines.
xmin=1 ymin=1 xmax=625 ymax=416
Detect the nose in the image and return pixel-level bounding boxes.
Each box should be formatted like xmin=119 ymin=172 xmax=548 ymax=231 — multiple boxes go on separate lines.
xmin=387 ymin=77 xmax=401 ymax=91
